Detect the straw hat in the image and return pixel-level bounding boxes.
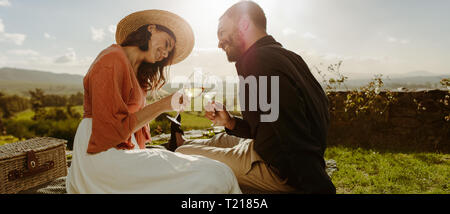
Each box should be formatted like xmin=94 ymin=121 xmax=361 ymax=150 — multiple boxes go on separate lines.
xmin=115 ymin=10 xmax=194 ymax=65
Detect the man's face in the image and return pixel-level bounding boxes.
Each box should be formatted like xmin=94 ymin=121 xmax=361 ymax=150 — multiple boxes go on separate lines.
xmin=217 ymin=16 xmax=244 ymax=62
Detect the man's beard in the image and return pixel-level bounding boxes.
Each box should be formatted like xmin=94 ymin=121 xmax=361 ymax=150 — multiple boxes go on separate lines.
xmin=224 ymin=32 xmax=244 ymax=62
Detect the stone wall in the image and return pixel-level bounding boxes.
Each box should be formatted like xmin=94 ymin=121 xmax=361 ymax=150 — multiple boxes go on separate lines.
xmin=327 ymin=90 xmax=449 ymax=153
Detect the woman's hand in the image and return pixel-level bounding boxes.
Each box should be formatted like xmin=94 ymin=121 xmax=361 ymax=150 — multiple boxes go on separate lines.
xmin=134 ymin=91 xmax=189 ymax=133
xmin=164 ymin=90 xmax=190 ymax=112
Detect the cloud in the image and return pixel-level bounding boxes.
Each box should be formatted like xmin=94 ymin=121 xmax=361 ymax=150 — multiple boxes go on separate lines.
xmin=387 ymin=37 xmax=397 ymax=43
xmin=0 ymin=18 xmax=26 ymax=45
xmin=300 ymin=49 xmax=318 ymax=57
xmin=107 ymin=24 xmax=116 ymax=40
xmin=0 ymin=0 xmax=11 ymax=7
xmin=320 ymin=53 xmax=354 ymax=61
xmin=90 ymin=26 xmax=105 ymax=42
xmin=378 ymin=32 xmax=410 ymax=45
xmin=193 ymin=47 xmax=221 ymax=52
xmin=0 ymin=54 xmax=7 ymax=66
xmin=359 ymin=56 xmax=385 ymax=62
xmin=302 ymin=32 xmax=317 ymax=40
xmin=387 ymin=36 xmax=410 ymax=45
xmin=54 ymin=48 xmax=77 ymax=64
xmin=3 ymin=46 xmax=94 ymax=75
xmin=8 ymin=49 xmax=40 ymax=56
xmin=316 ymin=52 xmax=390 ymax=63
xmin=108 ymin=25 xmax=116 ymax=34
xmin=400 ymin=39 xmax=410 ymax=44
xmin=0 ymin=33 xmax=26 ymax=45
xmin=191 ymin=47 xmax=222 ymax=57
xmin=282 ymin=29 xmax=319 ymax=41
xmin=44 ymin=32 xmax=56 ymax=40
xmin=0 ymin=19 xmax=5 ymax=32
xmin=282 ymin=27 xmax=297 ymax=36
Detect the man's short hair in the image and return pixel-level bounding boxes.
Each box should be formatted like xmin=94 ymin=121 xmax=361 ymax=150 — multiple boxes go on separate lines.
xmin=220 ymin=1 xmax=267 ymax=31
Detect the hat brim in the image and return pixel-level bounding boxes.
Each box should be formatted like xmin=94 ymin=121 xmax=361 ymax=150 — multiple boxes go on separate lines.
xmin=116 ymin=10 xmax=194 ymax=65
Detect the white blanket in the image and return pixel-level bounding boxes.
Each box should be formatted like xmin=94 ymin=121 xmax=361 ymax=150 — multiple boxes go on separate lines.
xmin=66 ymin=118 xmax=242 ymax=194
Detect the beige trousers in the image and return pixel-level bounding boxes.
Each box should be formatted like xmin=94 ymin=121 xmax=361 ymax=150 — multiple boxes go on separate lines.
xmin=175 ymin=133 xmax=296 ymax=193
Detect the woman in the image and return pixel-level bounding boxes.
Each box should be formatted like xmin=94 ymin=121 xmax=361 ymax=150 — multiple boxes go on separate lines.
xmin=66 ymin=10 xmax=242 ymax=193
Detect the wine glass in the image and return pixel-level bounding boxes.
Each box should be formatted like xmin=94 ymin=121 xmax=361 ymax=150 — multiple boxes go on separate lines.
xmin=166 ymin=69 xmax=207 ymax=125
xmin=203 ymin=76 xmax=221 ymax=128
xmin=204 ymin=91 xmax=217 ymax=127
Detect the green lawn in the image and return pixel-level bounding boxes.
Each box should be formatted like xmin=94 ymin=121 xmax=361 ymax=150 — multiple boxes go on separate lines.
xmin=325 ymin=146 xmax=450 ymax=194
xmin=0 ymin=135 xmax=22 ymax=146
xmin=166 ymin=111 xmax=213 ymax=130
xmin=12 ymin=106 xmax=84 ymax=121
xmin=13 ymin=107 xmax=210 ymax=130
xmin=148 ymin=131 xmax=450 ymax=194
xmin=12 ymin=109 xmax=34 ymax=120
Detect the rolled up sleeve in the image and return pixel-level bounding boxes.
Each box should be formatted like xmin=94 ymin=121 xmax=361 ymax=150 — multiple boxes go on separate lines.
xmin=225 ymin=116 xmax=252 ymax=139
xmin=87 ymin=64 xmax=137 ymax=153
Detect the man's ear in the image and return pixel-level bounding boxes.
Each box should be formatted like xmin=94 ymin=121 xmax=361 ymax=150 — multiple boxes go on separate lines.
xmin=238 ymin=15 xmax=250 ymax=33
xmin=147 ymin=24 xmax=156 ymax=33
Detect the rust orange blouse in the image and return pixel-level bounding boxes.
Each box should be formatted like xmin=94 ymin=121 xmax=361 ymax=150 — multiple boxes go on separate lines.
xmin=83 ymin=44 xmax=151 ymax=154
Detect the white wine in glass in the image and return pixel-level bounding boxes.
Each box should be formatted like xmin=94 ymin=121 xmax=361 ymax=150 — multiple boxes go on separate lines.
xmin=166 ymin=69 xmax=208 ymax=125
xmin=203 ymin=91 xmax=218 ymax=127
xmin=183 ymin=87 xmax=205 ymax=98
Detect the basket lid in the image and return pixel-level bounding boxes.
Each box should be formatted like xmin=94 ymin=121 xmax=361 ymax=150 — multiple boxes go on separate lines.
xmin=0 ymin=137 xmax=67 ymax=161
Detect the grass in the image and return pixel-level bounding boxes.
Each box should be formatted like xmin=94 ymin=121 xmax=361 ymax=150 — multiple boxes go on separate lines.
xmin=12 ymin=109 xmax=34 ymax=120
xmin=12 ymin=106 xmax=84 ymax=121
xmin=13 ymin=107 xmax=210 ymax=131
xmin=0 ymin=135 xmax=23 ymax=146
xmin=325 ymin=146 xmax=450 ymax=194
xmin=147 ymin=130 xmax=450 ymax=194
xmin=165 ymin=111 xmax=213 ymax=130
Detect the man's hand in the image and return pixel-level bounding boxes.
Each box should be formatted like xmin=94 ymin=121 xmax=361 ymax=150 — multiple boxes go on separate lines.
xmin=205 ymin=101 xmax=236 ymax=130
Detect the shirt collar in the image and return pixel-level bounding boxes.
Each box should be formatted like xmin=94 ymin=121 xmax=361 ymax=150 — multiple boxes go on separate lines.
xmin=235 ymin=35 xmax=281 ymax=66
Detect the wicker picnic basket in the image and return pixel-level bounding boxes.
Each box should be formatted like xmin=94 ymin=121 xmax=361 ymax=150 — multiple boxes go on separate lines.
xmin=0 ymin=137 xmax=67 ymax=194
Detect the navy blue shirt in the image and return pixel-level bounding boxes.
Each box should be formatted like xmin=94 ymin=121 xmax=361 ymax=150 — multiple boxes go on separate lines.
xmin=225 ymin=35 xmax=336 ymax=194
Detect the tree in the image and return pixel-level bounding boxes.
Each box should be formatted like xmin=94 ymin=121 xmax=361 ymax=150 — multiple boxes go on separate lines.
xmin=29 ymin=88 xmax=45 ymax=112
xmin=68 ymin=92 xmax=84 ymax=106
xmin=0 ymin=92 xmax=12 ymax=119
xmin=43 ymin=94 xmax=67 ymax=106
xmin=0 ymin=92 xmax=4 ymax=135
xmin=66 ymin=104 xmax=81 ymax=119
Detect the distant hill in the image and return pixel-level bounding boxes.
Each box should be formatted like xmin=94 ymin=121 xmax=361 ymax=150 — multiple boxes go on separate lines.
xmin=0 ymin=67 xmax=447 ymax=96
xmin=0 ymin=67 xmax=83 ymax=84
xmin=341 ymin=75 xmax=448 ymax=90
xmin=0 ymin=67 xmax=84 ymax=96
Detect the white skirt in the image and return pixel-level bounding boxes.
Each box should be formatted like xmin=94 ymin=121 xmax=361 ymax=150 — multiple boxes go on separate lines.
xmin=66 ymin=118 xmax=242 ymax=194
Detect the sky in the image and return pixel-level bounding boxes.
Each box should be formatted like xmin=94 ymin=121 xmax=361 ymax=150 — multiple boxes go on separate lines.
xmin=0 ymin=0 xmax=449 ymax=80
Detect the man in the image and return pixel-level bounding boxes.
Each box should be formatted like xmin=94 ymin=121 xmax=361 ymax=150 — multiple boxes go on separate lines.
xmin=174 ymin=1 xmax=336 ymax=194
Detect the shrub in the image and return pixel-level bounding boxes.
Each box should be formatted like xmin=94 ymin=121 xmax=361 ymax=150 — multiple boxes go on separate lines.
xmin=342 ymin=74 xmax=397 ymax=121
xmin=0 ymin=93 xmax=30 ymax=119
xmin=4 ymin=117 xmax=80 ymax=150
xmin=31 ymin=120 xmax=52 ymax=136
xmin=413 ymin=78 xmax=450 ymax=122
xmin=315 ymin=61 xmax=397 ymax=121
xmin=150 ymin=120 xmax=171 ymax=135
xmin=0 ymin=135 xmax=22 ymax=146
xmin=48 ymin=118 xmax=80 ymax=150
xmin=4 ymin=119 xmax=36 ymax=139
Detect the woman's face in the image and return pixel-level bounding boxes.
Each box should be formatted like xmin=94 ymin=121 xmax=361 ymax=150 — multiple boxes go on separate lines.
xmin=144 ymin=25 xmax=175 ymax=63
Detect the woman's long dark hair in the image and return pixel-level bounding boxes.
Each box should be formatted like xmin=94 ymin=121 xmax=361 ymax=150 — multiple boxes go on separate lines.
xmin=120 ymin=24 xmax=175 ymax=92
